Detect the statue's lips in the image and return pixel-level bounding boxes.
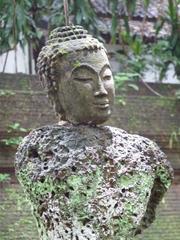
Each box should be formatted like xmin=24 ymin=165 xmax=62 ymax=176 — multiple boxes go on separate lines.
xmin=94 ymin=101 xmax=110 ymax=109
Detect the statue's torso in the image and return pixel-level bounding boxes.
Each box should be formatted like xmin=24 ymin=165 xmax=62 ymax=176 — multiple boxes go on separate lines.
xmin=15 ymin=124 xmax=173 ymax=240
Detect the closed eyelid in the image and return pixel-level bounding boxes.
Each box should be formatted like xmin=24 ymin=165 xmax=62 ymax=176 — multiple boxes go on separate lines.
xmin=71 ymin=64 xmax=112 ymax=82
xmin=73 ymin=77 xmax=93 ymax=82
xmin=71 ymin=65 xmax=97 ymax=83
xmin=72 ymin=64 xmax=97 ymax=75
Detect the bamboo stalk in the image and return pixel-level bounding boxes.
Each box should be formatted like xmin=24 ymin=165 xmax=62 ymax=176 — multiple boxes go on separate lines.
xmin=2 ymin=51 xmax=9 ymax=73
xmin=15 ymin=47 xmax=18 ymax=73
xmin=28 ymin=41 xmax=32 ymax=75
xmin=63 ymin=0 xmax=69 ymax=25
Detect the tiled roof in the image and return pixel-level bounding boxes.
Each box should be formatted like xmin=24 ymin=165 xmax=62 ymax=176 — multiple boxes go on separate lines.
xmin=90 ymin=0 xmax=168 ymax=20
xmin=96 ymin=17 xmax=170 ymax=41
xmin=90 ymin=0 xmax=170 ymax=41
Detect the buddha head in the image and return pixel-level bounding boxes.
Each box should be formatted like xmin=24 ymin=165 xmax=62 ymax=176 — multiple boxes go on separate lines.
xmin=37 ymin=25 xmax=115 ymax=125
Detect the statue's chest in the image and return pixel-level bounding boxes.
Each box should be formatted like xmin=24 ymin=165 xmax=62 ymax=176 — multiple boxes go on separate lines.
xmin=44 ymin=140 xmax=156 ymax=239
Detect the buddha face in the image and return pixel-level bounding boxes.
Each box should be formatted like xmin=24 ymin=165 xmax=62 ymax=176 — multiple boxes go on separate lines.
xmin=57 ymin=48 xmax=115 ymax=124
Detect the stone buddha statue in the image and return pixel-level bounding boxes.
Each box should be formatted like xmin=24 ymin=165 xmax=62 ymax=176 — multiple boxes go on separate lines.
xmin=15 ymin=26 xmax=173 ymax=240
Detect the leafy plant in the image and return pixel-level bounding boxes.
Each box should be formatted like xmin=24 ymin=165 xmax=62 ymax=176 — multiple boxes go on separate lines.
xmin=110 ymin=0 xmax=119 ymax=44
xmin=155 ymin=0 xmax=180 ymax=78
xmin=7 ymin=122 xmax=28 ymax=133
xmin=109 ymin=0 xmax=150 ymax=48
xmin=108 ymin=0 xmax=137 ymax=43
xmin=0 ymin=89 xmax=15 ymax=96
xmin=0 ymin=0 xmax=98 ymax=53
xmin=0 ymin=0 xmax=99 ymax=73
xmin=1 ymin=136 xmax=23 ymax=146
xmin=114 ymin=72 xmax=140 ymax=91
xmin=0 ymin=173 xmax=11 ymax=182
xmin=115 ymin=96 xmax=127 ymax=106
xmin=169 ymin=128 xmax=180 ymax=149
xmin=1 ymin=122 xmax=28 ymax=146
xmin=114 ymin=72 xmax=140 ymax=106
xmin=70 ymin=0 xmax=98 ymax=34
xmin=0 ymin=0 xmax=43 ymax=54
xmin=109 ymin=0 xmax=180 ymax=85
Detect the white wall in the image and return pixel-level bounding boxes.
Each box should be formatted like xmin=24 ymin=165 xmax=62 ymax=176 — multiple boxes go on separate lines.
xmin=0 ymin=44 xmax=35 ymax=74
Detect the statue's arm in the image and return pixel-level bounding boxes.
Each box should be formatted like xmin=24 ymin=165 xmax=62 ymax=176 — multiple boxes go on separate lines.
xmin=135 ymin=141 xmax=173 ymax=235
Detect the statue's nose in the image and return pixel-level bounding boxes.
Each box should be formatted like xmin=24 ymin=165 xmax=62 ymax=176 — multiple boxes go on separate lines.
xmin=94 ymin=78 xmax=108 ymax=97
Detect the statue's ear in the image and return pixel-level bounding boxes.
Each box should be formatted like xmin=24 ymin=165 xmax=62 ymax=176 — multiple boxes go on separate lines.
xmin=48 ymin=89 xmax=66 ymax=121
xmin=38 ymin=72 xmax=46 ymax=89
xmin=39 ymin=71 xmax=66 ymax=120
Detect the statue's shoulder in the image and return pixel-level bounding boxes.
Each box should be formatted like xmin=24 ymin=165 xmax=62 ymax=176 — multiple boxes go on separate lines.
xmin=18 ymin=124 xmax=72 ymax=146
xmin=107 ymin=125 xmax=173 ymax=184
xmin=106 ymin=125 xmax=167 ymax=162
xmin=106 ymin=125 xmax=157 ymax=147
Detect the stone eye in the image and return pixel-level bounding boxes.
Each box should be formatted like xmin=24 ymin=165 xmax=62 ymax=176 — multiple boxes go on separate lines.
xmin=103 ymin=75 xmax=112 ymax=81
xmin=73 ymin=77 xmax=93 ymax=83
xmin=102 ymin=68 xmax=112 ymax=81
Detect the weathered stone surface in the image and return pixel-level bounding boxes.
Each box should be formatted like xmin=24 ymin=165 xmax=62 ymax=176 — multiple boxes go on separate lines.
xmin=15 ymin=124 xmax=173 ymax=240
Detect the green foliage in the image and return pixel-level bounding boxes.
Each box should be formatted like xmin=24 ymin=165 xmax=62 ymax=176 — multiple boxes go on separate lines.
xmin=110 ymin=0 xmax=119 ymax=44
xmin=47 ymin=0 xmax=98 ymax=33
xmin=73 ymin=60 xmax=81 ymax=68
xmin=141 ymin=39 xmax=180 ymax=81
xmin=114 ymin=42 xmax=147 ymax=94
xmin=69 ymin=0 xmax=98 ymax=34
xmin=114 ymin=72 xmax=139 ymax=106
xmin=155 ymin=0 xmax=180 ymax=78
xmin=147 ymin=41 xmax=171 ymax=80
xmin=122 ymin=0 xmax=137 ymax=42
xmin=108 ymin=0 xmax=139 ymax=44
xmin=1 ymin=122 xmax=28 ymax=146
xmin=115 ymin=96 xmax=127 ymax=107
xmin=1 ymin=136 xmax=23 ymax=146
xmin=169 ymin=128 xmax=180 ymax=149
xmin=114 ymin=72 xmax=139 ymax=91
xmin=109 ymin=0 xmax=150 ymax=50
xmin=110 ymin=0 xmax=180 ymax=84
xmin=1 ymin=0 xmax=180 ymax=85
xmin=144 ymin=0 xmax=151 ymax=9
xmin=0 ymin=0 xmax=98 ymax=55
xmin=0 ymin=173 xmax=11 ymax=182
xmin=7 ymin=122 xmax=28 ymax=133
xmin=0 ymin=90 xmax=15 ymax=96
xmin=0 ymin=0 xmax=43 ymax=53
